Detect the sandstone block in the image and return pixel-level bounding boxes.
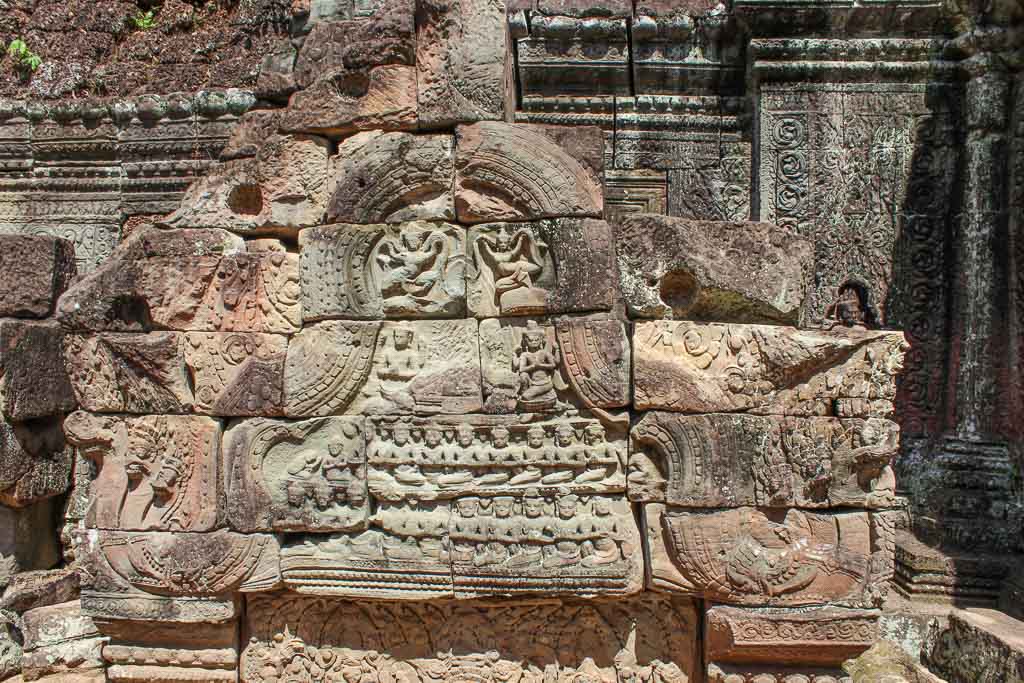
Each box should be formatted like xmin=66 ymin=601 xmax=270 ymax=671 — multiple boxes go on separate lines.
xmin=366 ymin=414 xmax=626 ymax=501
xmin=20 ymin=600 xmax=104 ymax=682
xmin=454 ymin=122 xmax=603 ymax=223
xmin=0 ymin=567 xmax=80 ymax=614
xmin=300 ymin=222 xmax=465 ymax=320
xmin=0 ymin=502 xmax=60 ymax=589
xmin=845 ymin=640 xmax=946 ymax=683
xmin=63 ymin=412 xmax=222 ymax=532
xmin=479 ymin=316 xmax=630 ymax=414
xmin=450 ymin=491 xmax=643 ymax=599
xmin=615 ymin=215 xmax=813 ymax=322
xmin=56 ymin=228 xmax=300 ymax=334
xmin=706 ymin=605 xmax=879 ymax=666
xmin=415 ymin=0 xmax=507 ymax=128
xmin=165 ymin=134 xmax=330 ymax=236
xmin=0 ymin=417 xmax=73 ymax=508
xmin=0 ymin=321 xmax=75 ymax=421
xmin=224 ymin=416 xmax=368 ymax=533
xmin=0 ymin=235 xmax=76 ymax=319
xmin=282 ymin=500 xmax=455 ymax=599
xmin=633 ymin=321 xmax=909 ymax=417
xmin=219 ymin=109 xmax=284 ymax=161
xmin=64 ymin=333 xmax=193 ymax=414
xmin=293 ymin=7 xmax=415 ymax=89
xmin=467 ymin=219 xmax=615 ymax=318
xmin=326 ymin=131 xmax=456 ymax=223
xmin=184 ymin=332 xmax=287 ymax=416
xmin=98 ymin=619 xmax=239 ymax=683
xmin=536 ymin=0 xmax=633 ymax=14
xmin=281 ymin=65 xmax=419 ymax=137
xmin=284 ymin=319 xmax=482 ymax=417
xmin=643 ymin=504 xmax=891 ymax=608
xmin=78 ymin=530 xmax=280 ymax=623
xmin=630 ymin=412 xmax=899 ymax=509
xmin=65 ymin=332 xmax=288 ymax=417
xmin=242 ymin=593 xmax=699 ymax=681
xmin=0 ymin=618 xmax=19 ymax=681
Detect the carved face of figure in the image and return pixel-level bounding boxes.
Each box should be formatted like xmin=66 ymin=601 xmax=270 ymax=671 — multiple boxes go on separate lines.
xmin=456 ymin=498 xmax=480 ymax=517
xmin=524 ymin=330 xmax=546 ymax=352
xmin=556 ymin=495 xmax=578 ymax=519
xmin=393 ymin=426 xmax=410 ymax=446
xmin=527 ymin=427 xmax=545 ymax=448
xmin=393 ymin=329 xmax=414 ymax=350
xmin=456 ymin=426 xmax=475 ymax=448
xmin=493 ymin=497 xmax=514 ymax=518
xmin=523 ymin=497 xmax=544 ymax=518
xmin=424 ymin=428 xmax=442 ymax=447
xmin=404 ymin=231 xmax=424 ymax=251
xmin=124 ymin=422 xmax=179 ymax=500
xmin=555 ymin=426 xmax=574 ymax=448
xmin=492 ymin=428 xmax=510 ymax=449
xmin=584 ymin=426 xmax=604 ymax=446
xmin=593 ymin=497 xmax=611 ymax=516
xmin=496 ymin=228 xmax=513 ymax=251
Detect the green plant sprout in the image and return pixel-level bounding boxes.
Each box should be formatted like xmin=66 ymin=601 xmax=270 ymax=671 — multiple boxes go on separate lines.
xmin=6 ymin=39 xmax=41 ymax=77
xmin=132 ymin=10 xmax=157 ymax=30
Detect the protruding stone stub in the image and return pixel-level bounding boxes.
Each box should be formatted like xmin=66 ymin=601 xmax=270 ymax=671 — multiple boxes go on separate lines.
xmin=614 ymin=214 xmax=813 ymax=323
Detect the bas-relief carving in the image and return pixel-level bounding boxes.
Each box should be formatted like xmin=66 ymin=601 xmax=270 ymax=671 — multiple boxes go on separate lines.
xmin=0 ymin=417 xmax=73 ymax=508
xmin=326 ymin=132 xmax=456 ymax=224
xmin=62 ymin=412 xmax=221 ymax=532
xmin=629 ymin=412 xmax=899 ymax=509
xmin=367 ymin=415 xmax=626 ymax=501
xmin=479 ymin=317 xmax=630 ymax=415
xmin=467 ymin=219 xmax=615 ymax=318
xmin=300 ymin=222 xmax=467 ymax=320
xmin=65 ymin=332 xmax=287 ymax=416
xmin=242 ymin=594 xmax=699 ymax=683
xmin=643 ymin=504 xmax=891 ymax=608
xmin=633 ymin=321 xmax=908 ymax=418
xmin=78 ymin=529 xmax=280 ymax=623
xmin=224 ymin=416 xmax=368 ymax=533
xmin=284 ymin=319 xmax=482 ymax=417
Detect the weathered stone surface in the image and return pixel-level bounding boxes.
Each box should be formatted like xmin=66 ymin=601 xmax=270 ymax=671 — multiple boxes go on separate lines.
xmin=615 ymin=214 xmax=814 ymax=322
xmin=65 ymin=332 xmax=287 ymax=416
xmin=633 ymin=321 xmax=908 ymax=417
xmin=0 ymin=502 xmax=60 ymax=588
xmin=468 ymin=219 xmax=616 ymax=318
xmin=479 ymin=316 xmax=630 ymax=414
xmin=98 ymin=619 xmax=239 ymax=683
xmin=416 ymin=0 xmax=507 ymax=128
xmin=516 ymin=16 xmax=631 ymax=98
xmin=326 ymin=132 xmax=456 ymax=224
xmin=243 ymin=593 xmax=699 ymax=679
xmin=56 ymin=228 xmax=300 ymax=334
xmin=78 ymin=530 xmax=280 ymax=623
xmin=184 ymin=332 xmax=287 ymax=416
xmin=925 ymin=608 xmax=1024 ymax=683
xmin=0 ymin=417 xmax=73 ymax=508
xmin=0 ymin=235 xmax=76 ymax=319
xmin=282 ymin=65 xmax=419 ymax=137
xmin=0 ymin=568 xmax=80 ymax=614
xmin=845 ymin=640 xmax=945 ymax=683
xmin=706 ymin=605 xmax=879 ymax=666
xmin=224 ymin=416 xmax=367 ymax=533
xmin=20 ymin=601 xmax=104 ymax=681
xmin=62 ymin=412 xmax=222 ymax=532
xmin=219 ymin=110 xmax=284 ymax=161
xmin=293 ymin=8 xmax=415 ymax=89
xmin=0 ymin=321 xmax=75 ymax=421
xmin=450 ymin=491 xmax=642 ymax=598
xmin=300 ymin=222 xmax=466 ymax=320
xmin=454 ymin=122 xmax=603 ymax=223
xmin=64 ymin=333 xmax=193 ymax=414
xmin=366 ymin=414 xmax=626 ymax=500
xmin=629 ymin=412 xmax=899 ymax=509
xmin=284 ymin=319 xmax=482 ymax=417
xmin=644 ymin=504 xmax=890 ymax=607
xmin=0 ymin=618 xmax=20 ymax=681
xmin=165 ymin=134 xmax=330 ymax=235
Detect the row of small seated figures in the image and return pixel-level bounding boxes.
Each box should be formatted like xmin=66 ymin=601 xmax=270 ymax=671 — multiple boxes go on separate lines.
xmin=366 ymin=424 xmax=623 ymax=466
xmin=315 ymin=496 xmax=629 ymax=569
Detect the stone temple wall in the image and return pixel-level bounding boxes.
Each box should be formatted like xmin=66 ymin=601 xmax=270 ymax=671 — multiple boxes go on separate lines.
xmin=0 ymin=0 xmax=1021 ymax=682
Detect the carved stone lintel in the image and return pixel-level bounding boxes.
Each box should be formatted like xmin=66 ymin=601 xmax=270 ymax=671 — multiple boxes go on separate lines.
xmin=97 ymin=617 xmax=239 ymax=683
